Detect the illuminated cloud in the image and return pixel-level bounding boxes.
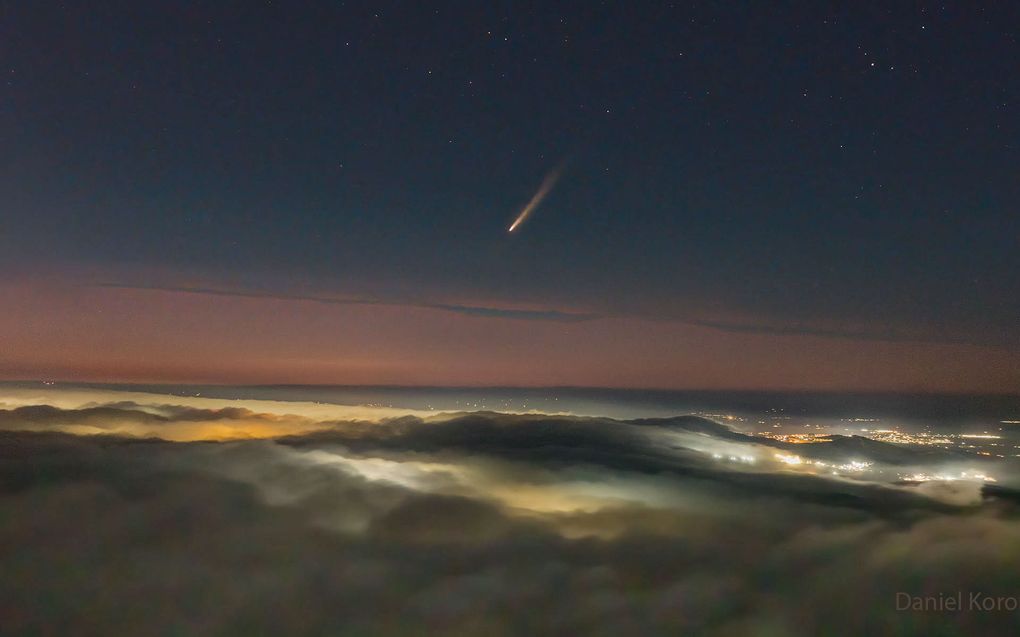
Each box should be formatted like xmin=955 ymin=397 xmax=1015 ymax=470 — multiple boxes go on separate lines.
xmin=1 ymin=387 xmax=1019 ymax=635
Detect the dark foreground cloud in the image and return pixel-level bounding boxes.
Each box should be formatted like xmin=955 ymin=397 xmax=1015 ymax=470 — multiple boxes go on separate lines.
xmin=2 ymin=398 xmax=1020 ymax=635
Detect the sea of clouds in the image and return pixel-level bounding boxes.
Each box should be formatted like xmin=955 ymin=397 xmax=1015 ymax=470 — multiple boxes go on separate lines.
xmin=1 ymin=388 xmax=1019 ymax=635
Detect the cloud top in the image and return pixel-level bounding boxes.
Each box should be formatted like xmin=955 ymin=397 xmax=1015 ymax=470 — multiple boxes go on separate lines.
xmin=2 ymin=388 xmax=1019 ymax=635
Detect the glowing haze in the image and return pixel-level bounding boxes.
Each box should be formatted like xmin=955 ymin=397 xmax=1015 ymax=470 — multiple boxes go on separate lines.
xmin=3 ymin=276 xmax=1018 ymax=391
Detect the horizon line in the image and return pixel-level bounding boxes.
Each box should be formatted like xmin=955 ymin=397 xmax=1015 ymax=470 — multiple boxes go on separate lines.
xmin=3 ymin=379 xmax=1019 ymax=398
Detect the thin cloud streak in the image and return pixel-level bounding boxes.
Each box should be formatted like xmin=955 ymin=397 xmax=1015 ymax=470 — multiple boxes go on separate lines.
xmin=93 ymin=283 xmax=602 ymax=323
xmin=90 ymin=282 xmax=1006 ymax=346
xmin=685 ymin=318 xmax=988 ymax=347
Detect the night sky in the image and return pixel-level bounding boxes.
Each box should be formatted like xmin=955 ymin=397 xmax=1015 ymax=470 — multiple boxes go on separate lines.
xmin=2 ymin=2 xmax=1018 ymax=390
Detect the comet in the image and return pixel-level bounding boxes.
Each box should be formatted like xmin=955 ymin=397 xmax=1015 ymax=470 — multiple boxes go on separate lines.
xmin=508 ymin=163 xmax=565 ymax=233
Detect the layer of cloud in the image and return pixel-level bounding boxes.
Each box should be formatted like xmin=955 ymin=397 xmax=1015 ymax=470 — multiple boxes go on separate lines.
xmin=2 ymin=389 xmax=1019 ymax=635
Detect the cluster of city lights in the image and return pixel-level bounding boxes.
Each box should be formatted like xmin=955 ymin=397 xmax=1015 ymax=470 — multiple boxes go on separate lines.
xmin=774 ymin=453 xmax=804 ymax=465
xmin=702 ymin=418 xmax=1009 ymax=488
xmin=865 ymin=430 xmax=953 ymax=445
xmin=752 ymin=425 xmax=1015 ymax=460
xmin=756 ymin=432 xmax=833 ymax=444
xmin=702 ymin=447 xmax=1004 ymax=489
xmin=711 ymin=452 xmax=756 ymax=464
xmin=899 ymin=471 xmax=997 ymax=483
xmin=830 ymin=460 xmax=873 ymax=473
xmin=700 ymin=413 xmax=746 ymax=422
xmin=772 ymin=454 xmax=873 ymax=475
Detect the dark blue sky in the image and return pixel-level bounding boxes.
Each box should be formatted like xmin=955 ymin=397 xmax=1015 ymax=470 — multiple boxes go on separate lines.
xmin=2 ymin=2 xmax=1018 ymax=388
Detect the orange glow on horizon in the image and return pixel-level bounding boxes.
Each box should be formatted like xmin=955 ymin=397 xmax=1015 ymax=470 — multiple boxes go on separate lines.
xmin=1 ymin=278 xmax=1018 ymax=393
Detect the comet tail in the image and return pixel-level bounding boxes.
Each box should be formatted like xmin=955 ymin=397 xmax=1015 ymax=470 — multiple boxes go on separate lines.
xmin=508 ymin=165 xmax=564 ymax=232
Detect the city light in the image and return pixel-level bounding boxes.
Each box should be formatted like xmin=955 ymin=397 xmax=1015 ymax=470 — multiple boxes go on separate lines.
xmin=775 ymin=453 xmax=803 ymax=465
